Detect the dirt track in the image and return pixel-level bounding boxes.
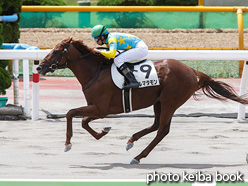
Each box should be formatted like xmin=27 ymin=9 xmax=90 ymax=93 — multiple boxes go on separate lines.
xmin=20 ymin=28 xmax=248 ymax=48
xmin=3 ymin=77 xmax=248 ymax=179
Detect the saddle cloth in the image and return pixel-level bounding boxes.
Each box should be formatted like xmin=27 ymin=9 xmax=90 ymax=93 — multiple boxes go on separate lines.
xmin=111 ymin=60 xmax=160 ymax=89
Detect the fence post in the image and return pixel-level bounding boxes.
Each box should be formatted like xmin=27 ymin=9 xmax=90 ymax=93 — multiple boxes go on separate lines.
xmin=237 ymin=8 xmax=244 ymax=77
xmin=238 ymin=61 xmax=248 ymax=120
xmin=32 ymin=60 xmax=40 ymax=121
xmin=23 ymin=59 xmax=31 ymax=118
xmin=12 ymin=59 xmax=19 ymax=105
xmin=198 ymin=0 xmax=204 ymax=6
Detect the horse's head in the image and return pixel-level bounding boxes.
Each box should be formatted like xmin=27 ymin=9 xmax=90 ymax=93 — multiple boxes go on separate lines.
xmin=37 ymin=37 xmax=73 ymax=75
xmin=37 ymin=37 xmax=109 ymax=75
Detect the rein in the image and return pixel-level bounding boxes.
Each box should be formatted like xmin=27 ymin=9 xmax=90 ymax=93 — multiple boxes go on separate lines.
xmin=64 ymin=52 xmax=92 ymax=67
xmin=44 ymin=41 xmax=102 ymax=91
xmin=44 ymin=42 xmax=92 ymax=72
xmin=83 ymin=62 xmax=102 ymax=91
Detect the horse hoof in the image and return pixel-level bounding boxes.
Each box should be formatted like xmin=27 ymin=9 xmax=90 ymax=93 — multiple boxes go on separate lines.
xmin=126 ymin=143 xmax=134 ymax=151
xmin=130 ymin=159 xmax=140 ymax=164
xmin=103 ymin=127 xmax=111 ymax=133
xmin=64 ymin=144 xmax=72 ymax=152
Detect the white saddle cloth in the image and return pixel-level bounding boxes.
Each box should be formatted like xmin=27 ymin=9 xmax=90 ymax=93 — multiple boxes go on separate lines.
xmin=111 ymin=60 xmax=160 ymax=89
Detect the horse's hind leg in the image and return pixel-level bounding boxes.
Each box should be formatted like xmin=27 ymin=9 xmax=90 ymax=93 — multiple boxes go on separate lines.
xmin=126 ymin=101 xmax=161 ymax=150
xmin=130 ymin=107 xmax=174 ymax=164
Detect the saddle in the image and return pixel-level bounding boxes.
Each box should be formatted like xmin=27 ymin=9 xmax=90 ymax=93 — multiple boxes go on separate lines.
xmin=111 ymin=59 xmax=160 ymax=89
xmin=111 ymin=59 xmax=160 ymax=113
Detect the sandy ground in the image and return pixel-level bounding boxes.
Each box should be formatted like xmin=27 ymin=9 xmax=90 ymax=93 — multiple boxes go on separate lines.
xmin=20 ymin=28 xmax=248 ymax=49
xmin=1 ymin=77 xmax=248 ymax=180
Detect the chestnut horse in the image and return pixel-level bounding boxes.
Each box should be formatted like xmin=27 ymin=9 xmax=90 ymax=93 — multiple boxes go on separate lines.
xmin=37 ymin=38 xmax=248 ymax=164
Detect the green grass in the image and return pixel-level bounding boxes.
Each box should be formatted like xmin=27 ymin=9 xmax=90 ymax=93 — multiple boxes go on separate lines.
xmin=182 ymin=60 xmax=239 ymax=78
xmin=18 ymin=60 xmax=240 ymax=78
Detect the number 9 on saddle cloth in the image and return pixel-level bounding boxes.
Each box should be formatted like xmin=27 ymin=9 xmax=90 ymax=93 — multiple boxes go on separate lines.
xmin=111 ymin=59 xmax=160 ymax=89
xmin=97 ymin=48 xmax=160 ymax=113
xmin=111 ymin=59 xmax=159 ymax=113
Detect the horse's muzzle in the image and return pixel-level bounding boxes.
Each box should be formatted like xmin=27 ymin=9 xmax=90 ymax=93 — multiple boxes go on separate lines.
xmin=36 ymin=64 xmax=49 ymax=75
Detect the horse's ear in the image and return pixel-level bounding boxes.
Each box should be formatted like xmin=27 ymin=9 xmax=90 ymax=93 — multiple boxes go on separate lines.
xmin=64 ymin=37 xmax=73 ymax=44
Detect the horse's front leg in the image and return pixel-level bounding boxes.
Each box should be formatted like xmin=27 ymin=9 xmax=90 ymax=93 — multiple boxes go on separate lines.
xmin=82 ymin=116 xmax=111 ymax=140
xmin=64 ymin=105 xmax=105 ymax=152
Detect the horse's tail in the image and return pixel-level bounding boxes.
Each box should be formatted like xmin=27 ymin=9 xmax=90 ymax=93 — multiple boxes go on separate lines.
xmin=193 ymin=69 xmax=248 ymax=104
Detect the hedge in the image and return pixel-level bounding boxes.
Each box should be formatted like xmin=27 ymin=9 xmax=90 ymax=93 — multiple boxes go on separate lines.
xmin=97 ymin=0 xmax=154 ymax=6
xmin=0 ymin=0 xmax=22 ymax=95
xmin=153 ymin=0 xmax=198 ymax=6
xmin=22 ymin=0 xmax=66 ymax=5
xmin=97 ymin=0 xmax=198 ymax=6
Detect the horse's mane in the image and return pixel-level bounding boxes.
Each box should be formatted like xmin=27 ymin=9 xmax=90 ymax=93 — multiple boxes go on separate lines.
xmin=71 ymin=39 xmax=92 ymax=54
xmin=70 ymin=39 xmax=110 ymax=63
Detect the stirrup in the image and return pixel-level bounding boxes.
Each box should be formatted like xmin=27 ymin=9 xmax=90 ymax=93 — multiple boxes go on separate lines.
xmin=123 ymin=81 xmax=139 ymax=89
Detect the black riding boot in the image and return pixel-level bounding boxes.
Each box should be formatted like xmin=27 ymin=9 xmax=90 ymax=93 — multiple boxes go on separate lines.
xmin=119 ymin=64 xmax=139 ymax=89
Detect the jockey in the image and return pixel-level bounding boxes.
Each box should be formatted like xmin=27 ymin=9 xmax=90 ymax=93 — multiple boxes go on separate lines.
xmin=91 ymin=25 xmax=148 ymax=89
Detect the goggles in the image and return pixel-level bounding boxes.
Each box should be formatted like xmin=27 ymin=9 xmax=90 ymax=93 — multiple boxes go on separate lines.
xmin=94 ymin=36 xmax=101 ymax=43
xmin=94 ymin=26 xmax=106 ymax=44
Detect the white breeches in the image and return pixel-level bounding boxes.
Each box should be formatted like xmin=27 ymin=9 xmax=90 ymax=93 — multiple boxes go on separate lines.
xmin=114 ymin=40 xmax=148 ymax=68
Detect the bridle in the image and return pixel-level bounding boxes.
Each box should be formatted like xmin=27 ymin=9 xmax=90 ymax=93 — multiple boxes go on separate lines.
xmin=44 ymin=41 xmax=102 ymax=91
xmin=44 ymin=42 xmax=92 ymax=73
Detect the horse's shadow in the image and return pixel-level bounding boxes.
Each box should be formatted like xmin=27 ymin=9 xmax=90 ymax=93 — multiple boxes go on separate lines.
xmin=69 ymin=163 xmax=245 ymax=170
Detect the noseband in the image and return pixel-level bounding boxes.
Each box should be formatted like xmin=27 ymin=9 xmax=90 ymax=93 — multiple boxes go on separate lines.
xmin=44 ymin=42 xmax=92 ymax=73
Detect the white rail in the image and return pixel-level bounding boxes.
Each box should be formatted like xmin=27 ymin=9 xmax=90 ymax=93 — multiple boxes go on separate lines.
xmin=0 ymin=50 xmax=50 ymax=60
xmin=0 ymin=49 xmax=248 ymax=120
xmin=2 ymin=49 xmax=248 ymax=60
xmin=146 ymin=50 xmax=248 ymax=61
xmin=0 ymin=50 xmax=50 ymax=120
